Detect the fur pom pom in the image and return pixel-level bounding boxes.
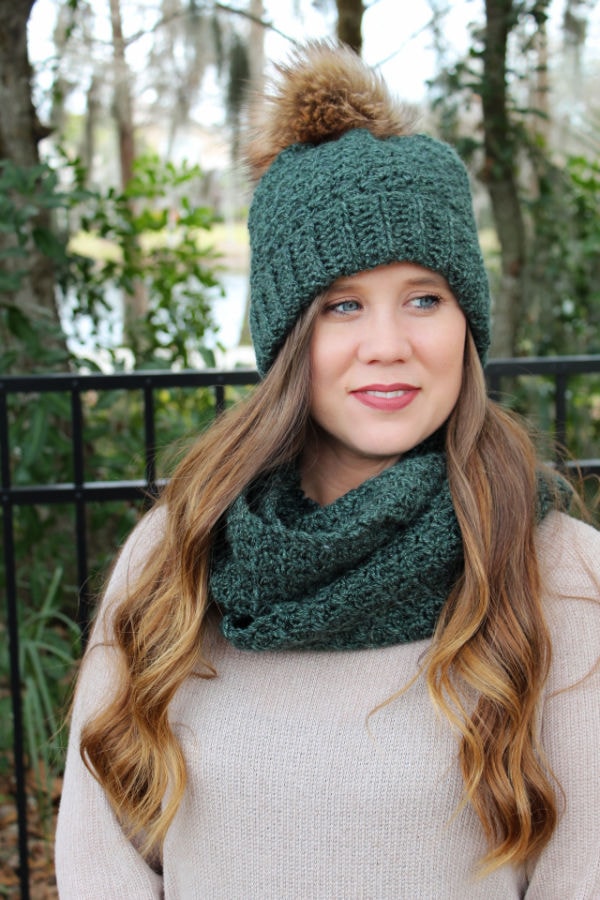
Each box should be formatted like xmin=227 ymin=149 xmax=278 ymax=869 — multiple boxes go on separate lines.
xmin=245 ymin=41 xmax=416 ymax=181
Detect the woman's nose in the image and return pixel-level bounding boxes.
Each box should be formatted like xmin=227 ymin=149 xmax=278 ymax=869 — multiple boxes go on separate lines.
xmin=356 ymin=313 xmax=413 ymax=364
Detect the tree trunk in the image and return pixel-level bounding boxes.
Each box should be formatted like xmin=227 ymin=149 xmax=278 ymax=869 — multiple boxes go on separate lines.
xmin=248 ymin=0 xmax=265 ymax=107
xmin=529 ymin=22 xmax=549 ymax=145
xmin=0 ymin=0 xmax=68 ymax=372
xmin=81 ymin=75 xmax=101 ymax=181
xmin=563 ymin=0 xmax=589 ymax=90
xmin=235 ymin=0 xmax=264 ymax=350
xmin=0 ymin=0 xmax=45 ymax=163
xmin=109 ymin=0 xmax=136 ymax=190
xmin=481 ymin=0 xmax=527 ymax=358
xmin=336 ymin=0 xmax=364 ymax=54
xmin=108 ymin=0 xmax=148 ymax=342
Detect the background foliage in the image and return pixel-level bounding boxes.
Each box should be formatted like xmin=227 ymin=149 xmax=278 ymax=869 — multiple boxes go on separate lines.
xmin=1 ymin=0 xmax=600 ymax=892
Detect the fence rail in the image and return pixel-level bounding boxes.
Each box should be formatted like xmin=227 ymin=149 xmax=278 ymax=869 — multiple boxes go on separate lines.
xmin=1 ymin=358 xmax=599 ymax=898
xmin=485 ymin=354 xmax=600 ymax=475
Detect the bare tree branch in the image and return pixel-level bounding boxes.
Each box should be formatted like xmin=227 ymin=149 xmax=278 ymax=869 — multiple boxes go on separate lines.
xmin=124 ymin=2 xmax=299 ymax=50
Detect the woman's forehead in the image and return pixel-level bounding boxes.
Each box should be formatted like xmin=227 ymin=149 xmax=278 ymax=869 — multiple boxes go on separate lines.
xmin=326 ymin=263 xmax=452 ymax=293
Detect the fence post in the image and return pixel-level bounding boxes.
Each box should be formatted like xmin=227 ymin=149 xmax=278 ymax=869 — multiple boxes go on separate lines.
xmin=0 ymin=385 xmax=30 ymax=899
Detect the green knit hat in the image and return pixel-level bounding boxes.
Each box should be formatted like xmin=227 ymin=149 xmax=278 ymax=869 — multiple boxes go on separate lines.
xmin=246 ymin=44 xmax=491 ymax=375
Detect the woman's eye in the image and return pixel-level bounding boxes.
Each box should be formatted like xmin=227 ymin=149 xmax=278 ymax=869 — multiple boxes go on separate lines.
xmin=409 ymin=294 xmax=441 ymax=310
xmin=328 ymin=299 xmax=361 ymax=314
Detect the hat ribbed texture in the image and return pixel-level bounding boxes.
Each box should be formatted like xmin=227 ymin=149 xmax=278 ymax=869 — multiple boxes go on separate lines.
xmin=249 ymin=128 xmax=490 ymax=375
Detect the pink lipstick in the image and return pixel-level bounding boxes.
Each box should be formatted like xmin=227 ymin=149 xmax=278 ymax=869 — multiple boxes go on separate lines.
xmin=351 ymin=384 xmax=419 ymax=411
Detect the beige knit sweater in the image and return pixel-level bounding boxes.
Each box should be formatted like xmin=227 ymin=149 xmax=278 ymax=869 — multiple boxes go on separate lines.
xmin=55 ymin=509 xmax=600 ymax=899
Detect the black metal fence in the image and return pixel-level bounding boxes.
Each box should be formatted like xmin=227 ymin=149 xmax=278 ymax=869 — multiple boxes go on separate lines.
xmin=1 ymin=358 xmax=599 ymax=898
xmin=485 ymin=355 xmax=600 ymax=476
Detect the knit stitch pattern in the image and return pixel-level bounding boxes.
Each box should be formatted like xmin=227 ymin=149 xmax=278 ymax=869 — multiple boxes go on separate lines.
xmin=211 ymin=444 xmax=571 ymax=652
xmin=211 ymin=441 xmax=464 ymax=650
xmin=248 ymin=128 xmax=491 ymax=374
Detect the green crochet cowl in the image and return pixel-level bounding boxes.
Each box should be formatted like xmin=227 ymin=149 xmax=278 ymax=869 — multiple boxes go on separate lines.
xmin=210 ymin=439 xmax=566 ymax=652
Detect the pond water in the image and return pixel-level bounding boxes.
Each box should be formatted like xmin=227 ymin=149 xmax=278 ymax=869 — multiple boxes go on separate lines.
xmin=60 ymin=271 xmax=255 ymax=370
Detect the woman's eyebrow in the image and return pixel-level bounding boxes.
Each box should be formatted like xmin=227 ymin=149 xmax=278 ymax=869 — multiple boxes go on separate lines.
xmin=404 ymin=275 xmax=450 ymax=288
xmin=325 ymin=280 xmax=358 ymax=293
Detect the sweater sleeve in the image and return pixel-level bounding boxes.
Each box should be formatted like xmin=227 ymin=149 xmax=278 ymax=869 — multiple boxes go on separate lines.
xmin=55 ymin=505 xmax=168 ymax=899
xmin=525 ymin=512 xmax=600 ymax=899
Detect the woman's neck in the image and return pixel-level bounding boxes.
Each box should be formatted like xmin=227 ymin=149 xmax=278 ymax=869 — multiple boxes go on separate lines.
xmin=299 ymin=432 xmax=400 ymax=506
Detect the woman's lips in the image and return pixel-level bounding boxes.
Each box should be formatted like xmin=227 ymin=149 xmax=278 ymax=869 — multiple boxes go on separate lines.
xmin=351 ymin=384 xmax=420 ymax=411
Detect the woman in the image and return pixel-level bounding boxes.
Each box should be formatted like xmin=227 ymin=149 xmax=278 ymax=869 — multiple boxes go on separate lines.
xmin=55 ymin=43 xmax=600 ymax=898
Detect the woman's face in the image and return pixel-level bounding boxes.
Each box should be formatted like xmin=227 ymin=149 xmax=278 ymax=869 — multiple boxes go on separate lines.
xmin=303 ymin=261 xmax=467 ymax=500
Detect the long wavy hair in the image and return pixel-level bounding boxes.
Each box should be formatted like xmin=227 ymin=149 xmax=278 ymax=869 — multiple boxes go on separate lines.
xmin=80 ymin=301 xmax=559 ymax=872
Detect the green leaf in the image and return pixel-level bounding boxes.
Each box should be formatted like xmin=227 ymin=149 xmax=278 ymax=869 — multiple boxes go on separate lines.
xmin=21 ymin=404 xmax=49 ymax=469
xmin=198 ymin=346 xmax=216 ymax=367
xmin=0 ymin=270 xmax=27 ymax=292
xmin=6 ymin=305 xmax=36 ymax=338
xmin=0 ymin=244 xmax=29 ymax=259
xmin=32 ymin=226 xmax=68 ymax=261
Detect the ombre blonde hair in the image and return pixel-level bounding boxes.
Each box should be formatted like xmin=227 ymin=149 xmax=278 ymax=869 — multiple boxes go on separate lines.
xmin=81 ymin=304 xmax=560 ymax=873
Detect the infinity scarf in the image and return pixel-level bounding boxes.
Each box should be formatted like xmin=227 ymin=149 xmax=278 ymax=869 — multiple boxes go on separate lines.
xmin=211 ymin=438 xmax=466 ymax=651
xmin=210 ymin=438 xmax=567 ymax=652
